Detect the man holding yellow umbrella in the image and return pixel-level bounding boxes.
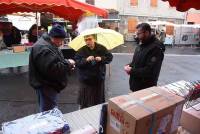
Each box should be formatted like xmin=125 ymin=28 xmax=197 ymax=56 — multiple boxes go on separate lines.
xmin=74 ymin=34 xmax=112 ymax=109
xmin=70 ymin=27 xmax=123 ymax=109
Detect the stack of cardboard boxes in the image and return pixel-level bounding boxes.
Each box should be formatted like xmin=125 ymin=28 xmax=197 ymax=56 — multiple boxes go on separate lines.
xmin=106 ymin=87 xmax=185 ymax=134
xmin=180 ymin=103 xmax=200 ymax=134
xmin=162 ymin=81 xmax=200 ymax=134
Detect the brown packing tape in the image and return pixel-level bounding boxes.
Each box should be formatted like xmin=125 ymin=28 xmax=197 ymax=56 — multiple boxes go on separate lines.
xmin=119 ymin=95 xmax=156 ymax=114
xmin=148 ymin=88 xmax=175 ymax=102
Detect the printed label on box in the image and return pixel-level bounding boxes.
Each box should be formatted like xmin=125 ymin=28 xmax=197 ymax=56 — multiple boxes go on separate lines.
xmin=171 ymin=104 xmax=184 ymax=133
xmin=110 ymin=115 xmax=121 ymax=133
xmin=158 ymin=114 xmax=172 ymax=134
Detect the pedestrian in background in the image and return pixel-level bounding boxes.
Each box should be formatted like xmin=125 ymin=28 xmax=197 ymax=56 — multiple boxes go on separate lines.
xmin=2 ymin=22 xmax=21 ymax=47
xmin=28 ymin=24 xmax=38 ymax=44
xmin=0 ymin=30 xmax=6 ymax=50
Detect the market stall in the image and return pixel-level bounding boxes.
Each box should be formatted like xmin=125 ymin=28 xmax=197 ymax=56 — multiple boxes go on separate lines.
xmin=0 ymin=0 xmax=108 ymax=69
xmin=0 ymin=46 xmax=75 ymax=69
xmin=2 ymin=81 xmax=200 ymax=134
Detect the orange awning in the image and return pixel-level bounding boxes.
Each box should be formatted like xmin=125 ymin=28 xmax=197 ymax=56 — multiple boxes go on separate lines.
xmin=0 ymin=0 xmax=108 ymax=22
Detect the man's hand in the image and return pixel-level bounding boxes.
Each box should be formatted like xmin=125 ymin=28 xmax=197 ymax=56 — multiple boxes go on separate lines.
xmin=95 ymin=56 xmax=102 ymax=62
xmin=68 ymin=59 xmax=75 ymax=70
xmin=124 ymin=65 xmax=132 ymax=75
xmin=68 ymin=59 xmax=75 ymax=65
xmin=86 ymin=56 xmax=95 ymax=62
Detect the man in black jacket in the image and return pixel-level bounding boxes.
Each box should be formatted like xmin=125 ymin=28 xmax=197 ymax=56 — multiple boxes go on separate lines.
xmin=29 ymin=25 xmax=75 ymax=112
xmin=124 ymin=23 xmax=165 ymax=92
xmin=75 ymin=34 xmax=113 ymax=109
xmin=2 ymin=22 xmax=21 ymax=47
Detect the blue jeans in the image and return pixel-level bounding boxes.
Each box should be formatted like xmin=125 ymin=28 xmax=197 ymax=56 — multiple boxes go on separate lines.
xmin=36 ymin=87 xmax=58 ymax=112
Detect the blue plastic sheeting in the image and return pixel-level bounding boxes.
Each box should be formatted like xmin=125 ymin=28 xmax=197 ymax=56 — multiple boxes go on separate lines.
xmin=0 ymin=50 xmax=29 ymax=69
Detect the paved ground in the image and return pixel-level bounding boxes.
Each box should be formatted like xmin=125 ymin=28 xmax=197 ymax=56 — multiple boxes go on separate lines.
xmin=111 ymin=41 xmax=200 ymax=55
xmin=0 ymin=42 xmax=200 ymax=125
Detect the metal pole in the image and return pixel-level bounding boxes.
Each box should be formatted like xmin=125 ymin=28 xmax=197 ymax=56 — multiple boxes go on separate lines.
xmin=36 ymin=12 xmax=39 ymax=38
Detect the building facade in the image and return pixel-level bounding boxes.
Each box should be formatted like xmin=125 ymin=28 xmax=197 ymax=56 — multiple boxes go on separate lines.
xmin=78 ymin=0 xmax=188 ymax=34
xmin=186 ymin=9 xmax=200 ymax=24
xmin=117 ymin=0 xmax=186 ymax=34
xmin=78 ymin=0 xmax=120 ymax=31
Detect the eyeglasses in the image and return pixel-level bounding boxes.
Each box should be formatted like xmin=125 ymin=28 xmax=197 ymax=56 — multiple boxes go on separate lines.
xmin=84 ymin=38 xmax=93 ymax=41
xmin=136 ymin=32 xmax=144 ymax=35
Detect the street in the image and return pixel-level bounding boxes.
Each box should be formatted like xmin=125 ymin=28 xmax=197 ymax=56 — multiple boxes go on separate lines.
xmin=0 ymin=44 xmax=200 ymax=124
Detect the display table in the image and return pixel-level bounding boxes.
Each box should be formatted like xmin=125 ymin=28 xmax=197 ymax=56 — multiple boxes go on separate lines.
xmin=0 ymin=101 xmax=191 ymax=134
xmin=0 ymin=50 xmax=30 ymax=69
xmin=63 ymin=104 xmax=102 ymax=133
xmin=0 ymin=46 xmax=76 ymax=69
xmin=63 ymin=104 xmax=190 ymax=134
xmin=0 ymin=104 xmax=102 ymax=134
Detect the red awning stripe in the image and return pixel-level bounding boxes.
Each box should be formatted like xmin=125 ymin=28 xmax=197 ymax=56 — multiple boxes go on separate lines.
xmin=0 ymin=0 xmax=108 ymax=21
xmin=162 ymin=0 xmax=200 ymax=12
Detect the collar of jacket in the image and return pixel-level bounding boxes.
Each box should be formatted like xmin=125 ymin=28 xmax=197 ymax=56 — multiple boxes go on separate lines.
xmin=41 ymin=33 xmax=59 ymax=50
xmin=41 ymin=33 xmax=51 ymax=43
xmin=86 ymin=42 xmax=100 ymax=51
xmin=141 ymin=35 xmax=156 ymax=47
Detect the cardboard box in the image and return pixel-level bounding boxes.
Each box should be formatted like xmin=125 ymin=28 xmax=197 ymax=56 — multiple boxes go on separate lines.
xmin=13 ymin=46 xmax=26 ymax=53
xmin=107 ymin=87 xmax=185 ymax=134
xmin=180 ymin=103 xmax=200 ymax=134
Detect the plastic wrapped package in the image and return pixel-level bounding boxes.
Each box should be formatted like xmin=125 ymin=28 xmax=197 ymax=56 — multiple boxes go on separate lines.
xmin=2 ymin=108 xmax=70 ymax=134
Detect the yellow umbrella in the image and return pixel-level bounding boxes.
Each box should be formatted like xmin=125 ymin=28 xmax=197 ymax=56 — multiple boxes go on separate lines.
xmin=68 ymin=27 xmax=124 ymax=51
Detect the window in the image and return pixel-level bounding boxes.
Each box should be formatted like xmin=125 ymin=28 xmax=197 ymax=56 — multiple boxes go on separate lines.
xmin=151 ymin=0 xmax=157 ymax=7
xmin=130 ymin=0 xmax=138 ymax=7
xmin=128 ymin=17 xmax=138 ymax=33
xmin=166 ymin=25 xmax=174 ymax=35
xmin=188 ymin=22 xmax=194 ymax=25
xmin=86 ymin=0 xmax=95 ymax=5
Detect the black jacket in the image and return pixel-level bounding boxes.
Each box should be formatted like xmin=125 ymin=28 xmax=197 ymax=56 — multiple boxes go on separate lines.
xmin=129 ymin=35 xmax=165 ymax=91
xmin=29 ymin=33 xmax=70 ymax=92
xmin=3 ymin=26 xmax=21 ymax=47
xmin=75 ymin=43 xmax=113 ymax=84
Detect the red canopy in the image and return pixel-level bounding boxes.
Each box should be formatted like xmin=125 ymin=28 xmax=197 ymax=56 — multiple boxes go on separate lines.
xmin=162 ymin=0 xmax=200 ymax=12
xmin=0 ymin=0 xmax=108 ymax=22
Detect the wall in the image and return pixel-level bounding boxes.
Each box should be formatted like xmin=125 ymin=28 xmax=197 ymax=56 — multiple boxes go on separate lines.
xmin=118 ymin=0 xmax=185 ymax=20
xmin=77 ymin=0 xmax=118 ymax=10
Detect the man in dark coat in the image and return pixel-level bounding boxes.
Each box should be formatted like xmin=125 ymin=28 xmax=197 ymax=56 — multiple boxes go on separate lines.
xmin=29 ymin=24 xmax=75 ymax=112
xmin=75 ymin=34 xmax=113 ymax=109
xmin=2 ymin=22 xmax=21 ymax=47
xmin=124 ymin=23 xmax=165 ymax=92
